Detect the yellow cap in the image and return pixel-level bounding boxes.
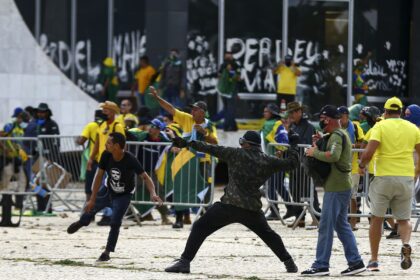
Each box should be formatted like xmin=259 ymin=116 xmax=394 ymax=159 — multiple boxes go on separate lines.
xmin=124 ymin=114 xmax=139 ymax=125
xmin=103 ymin=57 xmax=115 ymax=67
xmin=384 ymin=96 xmax=403 ymax=110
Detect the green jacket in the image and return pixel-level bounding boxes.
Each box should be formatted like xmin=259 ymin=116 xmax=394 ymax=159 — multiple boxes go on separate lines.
xmin=313 ymin=129 xmax=352 ymax=192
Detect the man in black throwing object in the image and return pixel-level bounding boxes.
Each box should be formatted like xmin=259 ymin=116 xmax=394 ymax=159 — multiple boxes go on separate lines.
xmin=165 ymin=130 xmax=300 ymax=273
xmin=67 ymin=132 xmax=162 ymax=262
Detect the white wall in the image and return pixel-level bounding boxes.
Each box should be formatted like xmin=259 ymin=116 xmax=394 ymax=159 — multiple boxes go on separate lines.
xmin=0 ymin=0 xmax=98 ymax=135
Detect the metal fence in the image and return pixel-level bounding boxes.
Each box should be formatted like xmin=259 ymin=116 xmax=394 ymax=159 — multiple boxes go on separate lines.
xmin=127 ymin=141 xmax=216 ymax=219
xmin=37 ymin=135 xmax=86 ymax=212
xmin=0 ymin=137 xmax=45 ymax=226
xmin=265 ymin=143 xmax=420 ymax=230
xmin=1 ymin=137 xmax=216 ymax=224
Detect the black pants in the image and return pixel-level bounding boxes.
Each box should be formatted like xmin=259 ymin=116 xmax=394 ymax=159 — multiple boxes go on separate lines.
xmin=181 ymin=202 xmax=292 ymax=262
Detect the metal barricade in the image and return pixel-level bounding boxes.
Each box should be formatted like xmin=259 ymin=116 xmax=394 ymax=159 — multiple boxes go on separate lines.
xmin=265 ymin=143 xmax=318 ymax=229
xmin=37 ymin=135 xmax=86 ymax=212
xmin=0 ymin=137 xmax=43 ymax=226
xmin=266 ymin=144 xmax=420 ymax=230
xmin=127 ymin=141 xmax=215 ymax=219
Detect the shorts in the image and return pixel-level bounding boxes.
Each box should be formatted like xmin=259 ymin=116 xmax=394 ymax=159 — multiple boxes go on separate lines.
xmin=368 ymin=176 xmax=414 ymax=220
xmin=351 ymin=173 xmax=360 ymax=199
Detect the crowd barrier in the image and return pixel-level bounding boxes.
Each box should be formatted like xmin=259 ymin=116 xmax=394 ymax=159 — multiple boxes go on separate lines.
xmin=1 ymin=137 xmax=216 ymax=226
xmin=0 ymin=137 xmax=44 ymax=226
xmin=127 ymin=141 xmax=216 ymax=220
xmin=266 ymin=143 xmax=420 ymax=231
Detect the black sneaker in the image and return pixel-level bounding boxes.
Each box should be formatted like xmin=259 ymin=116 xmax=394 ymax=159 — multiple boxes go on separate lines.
xmin=67 ymin=221 xmax=83 ymax=234
xmin=97 ymin=216 xmax=111 ymax=226
xmin=282 ymin=210 xmax=296 ymax=220
xmin=386 ymin=230 xmax=400 ymax=239
xmin=165 ymin=258 xmax=190 ymax=273
xmin=284 ymin=258 xmax=298 ymax=273
xmin=401 ymin=244 xmax=412 ymax=270
xmin=96 ymin=252 xmax=110 ymax=262
xmin=301 ymin=267 xmax=329 ymax=276
xmin=172 ymin=221 xmax=183 ymax=229
xmin=341 ymin=261 xmax=366 ymax=276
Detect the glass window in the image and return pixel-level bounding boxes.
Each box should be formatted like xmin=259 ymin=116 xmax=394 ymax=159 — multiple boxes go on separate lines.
xmin=187 ymin=0 xmax=219 ymax=116
xmin=113 ymin=0 xmax=146 ymax=90
xmin=354 ymin=0 xmax=411 ymax=98
xmin=38 ymin=0 xmax=72 ymax=78
xmin=75 ymin=0 xmax=109 ymax=97
xmin=289 ymin=0 xmax=349 ymax=113
xmin=15 ymin=0 xmax=36 ymax=35
xmin=225 ymin=0 xmax=283 ymax=118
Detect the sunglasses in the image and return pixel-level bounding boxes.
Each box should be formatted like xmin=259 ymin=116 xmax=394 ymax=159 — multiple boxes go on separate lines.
xmin=239 ymin=138 xmax=247 ymax=146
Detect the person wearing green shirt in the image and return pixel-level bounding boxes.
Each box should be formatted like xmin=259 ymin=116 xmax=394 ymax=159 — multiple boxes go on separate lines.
xmin=302 ymin=105 xmax=365 ymax=276
xmin=98 ymin=57 xmax=119 ymax=103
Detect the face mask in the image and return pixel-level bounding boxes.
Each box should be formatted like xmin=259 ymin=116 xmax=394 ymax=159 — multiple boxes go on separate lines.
xmin=319 ymin=120 xmax=327 ymax=131
xmin=36 ymin=119 xmax=46 ymax=126
xmin=20 ymin=122 xmax=28 ymax=129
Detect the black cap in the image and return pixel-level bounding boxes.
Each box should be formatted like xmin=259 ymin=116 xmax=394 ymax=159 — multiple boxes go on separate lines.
xmin=241 ymin=130 xmax=261 ymax=146
xmin=319 ymin=105 xmax=340 ymax=119
xmin=266 ymin=103 xmax=281 ymax=117
xmin=337 ymin=106 xmax=349 ymax=115
xmin=189 ymin=101 xmax=207 ymax=112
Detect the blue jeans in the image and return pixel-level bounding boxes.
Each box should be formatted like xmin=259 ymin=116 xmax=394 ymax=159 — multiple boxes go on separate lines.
xmin=313 ymin=190 xmax=362 ymax=269
xmin=80 ymin=187 xmax=131 ymax=252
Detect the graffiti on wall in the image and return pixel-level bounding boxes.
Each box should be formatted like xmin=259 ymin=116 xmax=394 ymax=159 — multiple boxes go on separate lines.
xmin=39 ymin=30 xmax=146 ymax=95
xmin=225 ymin=37 xmax=408 ymax=98
xmin=186 ymin=33 xmax=218 ymax=96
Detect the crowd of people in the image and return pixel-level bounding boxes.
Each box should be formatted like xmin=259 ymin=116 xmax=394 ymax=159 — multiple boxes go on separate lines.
xmin=1 ymin=50 xmax=419 ymax=276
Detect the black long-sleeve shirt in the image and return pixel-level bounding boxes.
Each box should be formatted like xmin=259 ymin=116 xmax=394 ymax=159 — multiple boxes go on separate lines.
xmin=189 ymin=141 xmax=299 ymax=212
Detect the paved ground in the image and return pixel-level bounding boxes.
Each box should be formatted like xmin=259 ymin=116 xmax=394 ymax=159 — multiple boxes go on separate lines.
xmin=1 ymin=189 xmax=420 ymax=280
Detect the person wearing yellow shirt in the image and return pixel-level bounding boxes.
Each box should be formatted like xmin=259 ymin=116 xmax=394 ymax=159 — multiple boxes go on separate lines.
xmin=360 ymin=97 xmax=420 ymax=272
xmin=150 ymin=86 xmax=217 ymax=145
xmin=150 ymin=85 xmax=217 ymax=228
xmin=338 ymin=106 xmax=364 ymax=230
xmin=115 ymin=99 xmax=138 ymax=128
xmin=272 ymin=55 xmax=301 ymax=105
xmin=131 ymin=56 xmax=157 ymax=106
xmin=87 ymin=101 xmax=125 ymax=226
xmin=77 ymin=109 xmax=105 ymax=202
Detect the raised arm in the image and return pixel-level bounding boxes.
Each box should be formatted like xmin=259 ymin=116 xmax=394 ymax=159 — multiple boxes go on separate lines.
xmin=269 ymin=148 xmax=299 ymax=173
xmin=172 ymin=137 xmax=235 ymax=162
xmin=149 ymin=86 xmax=175 ymax=115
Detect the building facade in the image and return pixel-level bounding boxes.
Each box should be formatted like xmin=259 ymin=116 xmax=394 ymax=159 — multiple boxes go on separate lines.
xmin=15 ymin=0 xmax=416 ymax=118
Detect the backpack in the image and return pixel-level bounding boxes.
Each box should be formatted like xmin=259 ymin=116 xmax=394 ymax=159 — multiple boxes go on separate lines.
xmin=302 ymin=130 xmax=350 ymax=186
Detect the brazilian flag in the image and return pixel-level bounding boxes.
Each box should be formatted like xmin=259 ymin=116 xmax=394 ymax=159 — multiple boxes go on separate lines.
xmin=171 ymin=148 xmax=208 ymax=211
